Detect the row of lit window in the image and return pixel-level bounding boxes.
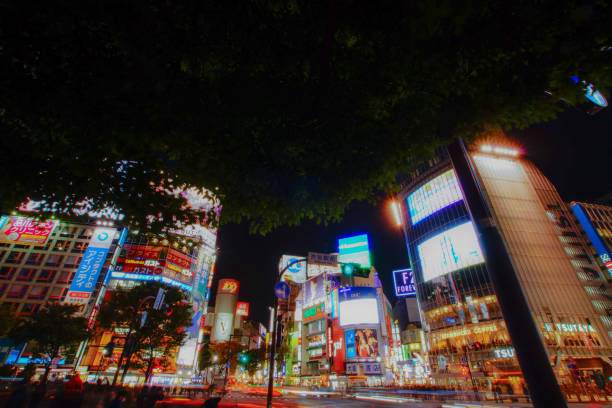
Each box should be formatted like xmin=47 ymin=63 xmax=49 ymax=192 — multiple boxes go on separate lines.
xmin=0 ymin=252 xmax=85 ymax=269
xmin=0 ymin=283 xmax=68 ymax=302
xmin=0 ymin=267 xmax=75 ymax=284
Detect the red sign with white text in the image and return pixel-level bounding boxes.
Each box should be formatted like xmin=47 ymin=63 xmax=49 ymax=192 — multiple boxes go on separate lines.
xmin=0 ymin=216 xmax=57 ymax=246
xmin=235 ymin=302 xmax=250 ymax=317
xmin=331 ymin=319 xmax=346 ymax=373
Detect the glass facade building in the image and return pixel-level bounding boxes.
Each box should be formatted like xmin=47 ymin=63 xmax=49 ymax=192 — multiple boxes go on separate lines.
xmin=397 ymin=145 xmax=612 ymax=399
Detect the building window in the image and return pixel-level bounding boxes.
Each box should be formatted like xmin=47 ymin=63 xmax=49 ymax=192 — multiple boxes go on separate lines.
xmin=57 ymin=271 xmax=73 ymax=284
xmin=16 ymin=268 xmax=35 ymax=282
xmin=48 ymin=287 xmax=65 ymax=300
xmin=25 ymin=253 xmax=44 ymax=266
xmin=0 ymin=250 xmax=6 ymax=262
xmin=4 ymin=252 xmax=25 ymax=265
xmin=7 ymin=284 xmax=27 ymax=299
xmin=63 ymin=256 xmax=82 ymax=269
xmin=60 ymin=227 xmax=76 ymax=238
xmin=20 ymin=303 xmax=40 ymax=316
xmin=28 ymin=286 xmax=48 ymax=299
xmin=0 ymin=267 xmax=17 ymax=280
xmin=54 ymin=240 xmax=70 ymax=252
xmin=78 ymin=228 xmax=92 ymax=239
xmin=44 ymin=254 xmax=64 ymax=267
xmin=0 ymin=283 xmax=7 ymax=297
xmin=71 ymin=242 xmax=88 ymax=254
xmin=36 ymin=270 xmax=56 ymax=283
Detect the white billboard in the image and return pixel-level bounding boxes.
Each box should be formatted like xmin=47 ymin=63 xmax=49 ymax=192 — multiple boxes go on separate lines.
xmin=279 ymin=255 xmax=307 ymax=283
xmin=339 ymin=298 xmax=379 ymax=327
xmin=417 ymin=221 xmax=484 ymax=282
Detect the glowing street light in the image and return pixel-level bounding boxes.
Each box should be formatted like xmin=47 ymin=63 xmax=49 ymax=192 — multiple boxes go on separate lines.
xmin=390 ymin=200 xmax=402 ymax=227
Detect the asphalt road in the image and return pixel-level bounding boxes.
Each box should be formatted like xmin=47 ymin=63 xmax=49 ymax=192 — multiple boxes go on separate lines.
xmin=158 ymin=391 xmax=612 ymax=408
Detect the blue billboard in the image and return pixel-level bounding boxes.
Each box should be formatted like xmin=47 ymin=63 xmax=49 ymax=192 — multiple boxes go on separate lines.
xmin=572 ymin=203 xmax=612 ymax=277
xmin=67 ymin=227 xmax=116 ymax=303
xmin=393 ymin=268 xmax=416 ymax=297
xmin=338 ymin=234 xmax=371 ymax=268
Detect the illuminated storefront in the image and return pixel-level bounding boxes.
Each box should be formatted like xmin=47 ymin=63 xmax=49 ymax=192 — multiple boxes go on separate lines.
xmin=397 ymin=143 xmax=612 ymax=398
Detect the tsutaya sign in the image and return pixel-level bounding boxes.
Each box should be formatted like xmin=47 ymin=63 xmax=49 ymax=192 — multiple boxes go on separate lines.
xmin=544 ymin=322 xmax=596 ymax=333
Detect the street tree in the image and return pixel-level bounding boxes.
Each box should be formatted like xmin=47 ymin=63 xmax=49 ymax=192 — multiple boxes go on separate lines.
xmin=9 ymin=303 xmax=90 ymax=383
xmin=0 ymin=304 xmax=20 ymax=337
xmin=2 ymin=1 xmax=611 ymax=234
xmin=96 ymin=283 xmax=192 ymax=382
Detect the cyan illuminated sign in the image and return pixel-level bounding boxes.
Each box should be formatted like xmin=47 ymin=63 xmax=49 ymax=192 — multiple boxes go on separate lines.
xmin=338 ymin=234 xmax=371 ymax=268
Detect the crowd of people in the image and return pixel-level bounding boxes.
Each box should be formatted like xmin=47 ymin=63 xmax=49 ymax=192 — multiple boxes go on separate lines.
xmin=2 ymin=375 xmax=167 ymax=408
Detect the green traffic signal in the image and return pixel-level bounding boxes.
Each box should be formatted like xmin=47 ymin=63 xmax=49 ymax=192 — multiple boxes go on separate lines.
xmin=239 ymin=353 xmax=249 ymax=364
xmin=342 ymin=263 xmax=356 ymax=276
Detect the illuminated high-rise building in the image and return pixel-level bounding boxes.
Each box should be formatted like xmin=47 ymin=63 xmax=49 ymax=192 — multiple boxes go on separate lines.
xmin=0 ymin=215 xmax=125 ymax=364
xmin=396 ymin=141 xmax=612 ymax=398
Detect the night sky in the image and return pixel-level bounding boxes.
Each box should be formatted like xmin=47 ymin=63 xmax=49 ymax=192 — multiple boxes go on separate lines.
xmin=214 ymin=106 xmax=612 ymax=326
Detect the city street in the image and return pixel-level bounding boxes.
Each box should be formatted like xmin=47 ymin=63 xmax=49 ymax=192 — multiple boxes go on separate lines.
xmin=157 ymin=392 xmax=612 ymax=408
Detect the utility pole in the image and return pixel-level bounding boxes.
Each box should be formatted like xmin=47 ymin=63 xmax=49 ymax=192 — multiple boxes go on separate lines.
xmin=266 ymin=258 xmax=306 ymax=408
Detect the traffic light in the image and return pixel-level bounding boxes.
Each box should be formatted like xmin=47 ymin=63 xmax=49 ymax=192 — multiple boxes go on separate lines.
xmin=102 ymin=341 xmax=115 ymax=357
xmin=341 ymin=263 xmax=369 ymax=278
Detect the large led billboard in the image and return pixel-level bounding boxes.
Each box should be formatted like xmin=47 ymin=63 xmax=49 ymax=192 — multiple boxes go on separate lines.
xmin=338 ymin=234 xmax=371 ymax=268
xmin=339 ymin=287 xmax=379 ymax=327
xmin=407 ymin=169 xmax=463 ymax=225
xmin=417 ymin=221 xmax=484 ymax=281
xmin=0 ymin=216 xmax=58 ymax=246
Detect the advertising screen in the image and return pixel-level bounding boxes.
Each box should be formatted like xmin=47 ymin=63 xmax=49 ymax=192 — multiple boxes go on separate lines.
xmin=338 ymin=234 xmax=371 ymax=268
xmin=0 ymin=216 xmax=58 ymax=246
xmin=339 ymin=298 xmax=379 ymax=326
xmin=393 ymin=268 xmax=416 ymax=297
xmin=304 ymin=275 xmax=326 ymax=307
xmin=354 ymin=328 xmax=379 ymax=358
xmin=279 ymin=255 xmax=307 ymax=283
xmin=114 ymin=244 xmax=194 ymax=286
xmin=66 ymin=227 xmax=116 ymax=304
xmin=407 ymin=169 xmax=463 ymax=225
xmin=417 ymin=221 xmax=484 ymax=282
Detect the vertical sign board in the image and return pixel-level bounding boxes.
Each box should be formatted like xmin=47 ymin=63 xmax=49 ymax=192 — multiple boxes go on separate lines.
xmin=392 ymin=268 xmax=416 ymax=297
xmin=572 ymin=203 xmax=612 ymax=277
xmin=338 ymin=234 xmax=371 ymax=268
xmin=66 ymin=227 xmax=116 ymax=304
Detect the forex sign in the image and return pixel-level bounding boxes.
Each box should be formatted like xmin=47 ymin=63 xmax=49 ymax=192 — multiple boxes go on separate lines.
xmin=0 ymin=216 xmax=58 ymax=246
xmin=393 ymin=268 xmax=416 ymax=297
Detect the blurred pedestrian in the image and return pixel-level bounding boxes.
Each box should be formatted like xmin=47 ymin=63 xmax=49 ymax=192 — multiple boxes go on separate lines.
xmin=63 ymin=373 xmax=84 ymax=408
xmin=109 ymin=389 xmax=127 ymax=408
xmin=28 ymin=381 xmax=47 ymax=408
xmin=6 ymin=379 xmax=28 ymax=408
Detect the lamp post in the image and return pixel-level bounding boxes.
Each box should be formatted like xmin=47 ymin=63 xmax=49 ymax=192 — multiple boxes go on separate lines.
xmin=266 ymin=258 xmax=306 ymax=408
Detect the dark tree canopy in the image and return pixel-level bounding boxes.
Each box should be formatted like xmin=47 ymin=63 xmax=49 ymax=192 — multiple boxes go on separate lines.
xmin=2 ymin=0 xmax=611 ymax=233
